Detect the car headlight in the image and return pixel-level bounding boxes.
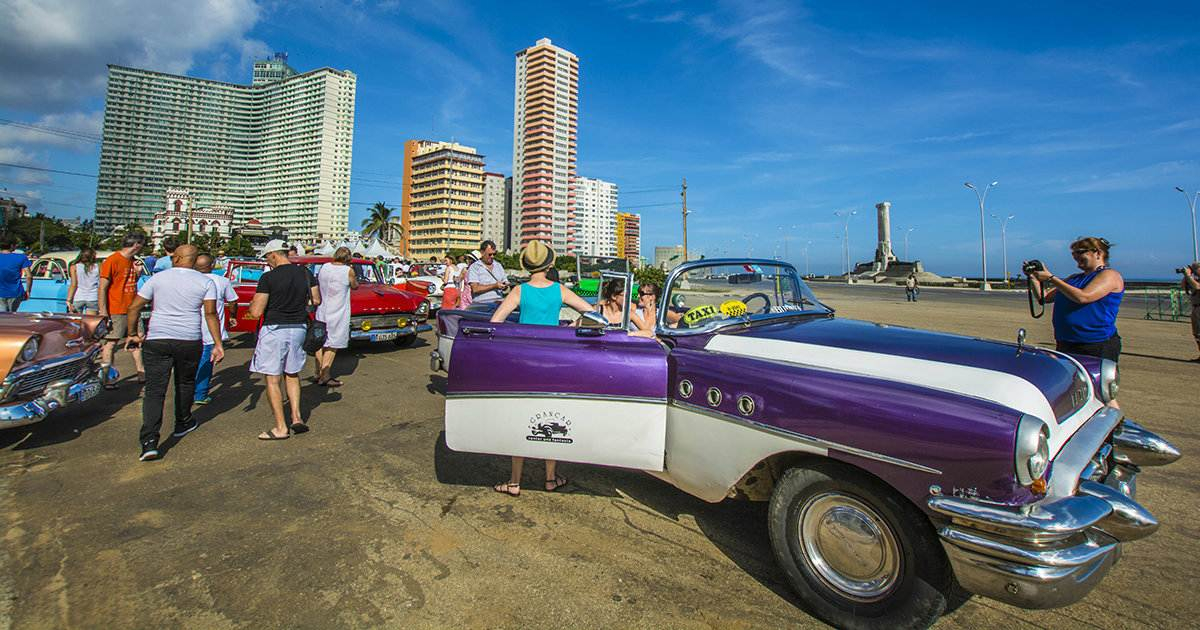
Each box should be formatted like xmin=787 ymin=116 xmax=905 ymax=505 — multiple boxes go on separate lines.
xmin=1098 ymin=359 xmax=1119 ymax=403
xmin=93 ymin=318 xmax=110 ymax=340
xmin=417 ymin=301 xmax=429 ymax=315
xmin=1015 ymin=414 xmax=1051 ymax=487
xmin=18 ymin=336 xmax=40 ymax=363
xmin=361 ymin=321 xmax=372 ymax=332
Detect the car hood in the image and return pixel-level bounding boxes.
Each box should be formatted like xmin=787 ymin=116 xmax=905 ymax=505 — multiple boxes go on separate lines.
xmin=710 ymin=317 xmax=1088 ymax=423
xmin=351 ymin=282 xmax=426 ymax=313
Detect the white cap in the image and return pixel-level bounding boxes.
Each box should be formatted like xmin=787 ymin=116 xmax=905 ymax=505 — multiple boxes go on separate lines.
xmin=260 ymin=239 xmax=290 ymax=258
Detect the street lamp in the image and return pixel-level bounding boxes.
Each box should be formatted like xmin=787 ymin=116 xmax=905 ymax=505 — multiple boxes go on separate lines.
xmin=1175 ymin=187 xmax=1199 ymax=262
xmin=991 ymin=213 xmax=1015 ymax=284
xmin=803 ymin=240 xmax=813 ymax=277
xmin=834 ymin=210 xmax=857 ymax=283
xmin=965 ymin=180 xmax=998 ymax=290
xmin=902 ymin=227 xmax=916 ymax=261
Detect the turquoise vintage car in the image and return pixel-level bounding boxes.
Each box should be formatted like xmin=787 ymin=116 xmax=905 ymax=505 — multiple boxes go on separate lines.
xmin=18 ymin=252 xmax=149 ymax=313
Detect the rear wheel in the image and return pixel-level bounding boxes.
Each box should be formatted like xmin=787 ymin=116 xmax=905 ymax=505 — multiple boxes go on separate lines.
xmin=767 ymin=462 xmax=955 ymax=630
xmin=392 ymin=333 xmax=417 ymax=348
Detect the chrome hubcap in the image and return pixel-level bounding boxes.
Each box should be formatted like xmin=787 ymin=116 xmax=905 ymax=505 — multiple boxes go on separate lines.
xmin=798 ymin=492 xmax=900 ymax=601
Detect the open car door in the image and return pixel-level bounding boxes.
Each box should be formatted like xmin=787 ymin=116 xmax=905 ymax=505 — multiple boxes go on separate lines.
xmin=445 ymin=318 xmax=668 ymax=471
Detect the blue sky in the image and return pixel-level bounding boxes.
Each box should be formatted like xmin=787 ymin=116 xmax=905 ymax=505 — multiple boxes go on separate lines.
xmin=1 ymin=0 xmax=1199 ymax=278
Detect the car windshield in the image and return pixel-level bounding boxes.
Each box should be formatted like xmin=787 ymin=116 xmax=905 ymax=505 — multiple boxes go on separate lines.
xmin=307 ymin=262 xmax=382 ymax=284
xmin=662 ymin=261 xmax=828 ymax=332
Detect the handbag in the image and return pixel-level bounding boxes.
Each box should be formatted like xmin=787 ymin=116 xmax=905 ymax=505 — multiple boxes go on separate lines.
xmin=303 ymin=318 xmax=327 ymax=354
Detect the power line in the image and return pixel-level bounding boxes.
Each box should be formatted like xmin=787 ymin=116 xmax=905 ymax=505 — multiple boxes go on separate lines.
xmin=0 ymin=162 xmax=98 ymax=178
xmin=0 ymin=118 xmax=101 ymax=143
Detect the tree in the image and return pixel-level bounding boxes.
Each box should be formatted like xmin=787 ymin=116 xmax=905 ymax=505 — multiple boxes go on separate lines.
xmin=361 ymin=202 xmax=401 ymax=244
xmin=634 ymin=265 xmax=666 ymax=289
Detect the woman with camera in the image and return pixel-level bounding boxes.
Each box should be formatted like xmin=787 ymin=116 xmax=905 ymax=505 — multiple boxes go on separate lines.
xmin=1029 ymin=237 xmax=1125 ymax=364
xmin=1182 ymin=262 xmax=1200 ymax=361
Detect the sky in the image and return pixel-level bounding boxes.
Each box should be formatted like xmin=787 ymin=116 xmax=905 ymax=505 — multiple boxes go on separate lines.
xmin=1 ymin=0 xmax=1199 ymax=278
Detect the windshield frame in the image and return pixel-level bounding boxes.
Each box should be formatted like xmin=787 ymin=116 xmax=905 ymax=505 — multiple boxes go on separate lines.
xmin=657 ymin=259 xmax=831 ymax=336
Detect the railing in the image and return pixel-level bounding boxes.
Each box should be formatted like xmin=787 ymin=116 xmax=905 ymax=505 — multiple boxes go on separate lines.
xmin=1143 ymin=288 xmax=1186 ymax=322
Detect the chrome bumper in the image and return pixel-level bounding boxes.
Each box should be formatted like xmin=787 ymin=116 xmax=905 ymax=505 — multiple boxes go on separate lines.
xmin=0 ymin=368 xmax=109 ymax=428
xmin=349 ymin=323 xmax=433 ymax=341
xmin=930 ymin=409 xmax=1180 ymax=609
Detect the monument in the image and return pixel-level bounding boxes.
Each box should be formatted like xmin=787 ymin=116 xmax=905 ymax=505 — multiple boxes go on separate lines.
xmin=873 ymin=201 xmax=897 ymax=271
xmin=849 ymin=201 xmax=955 ymax=285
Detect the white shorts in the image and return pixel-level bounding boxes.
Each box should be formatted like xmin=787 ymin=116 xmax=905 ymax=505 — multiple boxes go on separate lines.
xmin=250 ymin=325 xmax=308 ymax=376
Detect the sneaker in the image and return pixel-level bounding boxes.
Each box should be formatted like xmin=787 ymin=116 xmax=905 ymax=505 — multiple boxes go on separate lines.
xmin=172 ymin=418 xmax=199 ymax=438
xmin=139 ymin=442 xmax=160 ymax=461
xmin=194 ymin=397 xmax=212 ymax=406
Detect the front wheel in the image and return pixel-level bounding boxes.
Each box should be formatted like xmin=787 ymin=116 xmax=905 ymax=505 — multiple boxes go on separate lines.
xmin=767 ymin=462 xmax=956 ymax=630
xmin=392 ymin=334 xmax=417 ymax=348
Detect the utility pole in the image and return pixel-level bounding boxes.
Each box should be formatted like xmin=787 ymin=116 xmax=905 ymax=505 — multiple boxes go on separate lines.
xmin=38 ymin=221 xmax=44 ymax=252
xmin=681 ymin=178 xmax=689 ymax=262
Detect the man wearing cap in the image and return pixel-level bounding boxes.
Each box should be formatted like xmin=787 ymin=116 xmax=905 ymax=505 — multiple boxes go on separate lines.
xmin=246 ymin=240 xmax=321 ymax=440
xmin=467 ymin=240 xmax=509 ymax=305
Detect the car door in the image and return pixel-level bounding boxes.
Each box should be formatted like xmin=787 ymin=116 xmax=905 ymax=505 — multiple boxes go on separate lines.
xmin=19 ymin=259 xmax=68 ymax=312
xmin=445 ymin=321 xmax=669 ymax=471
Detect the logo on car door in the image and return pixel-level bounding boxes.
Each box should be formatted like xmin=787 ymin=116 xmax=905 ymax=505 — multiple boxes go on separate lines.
xmin=527 ymin=411 xmax=573 ymax=444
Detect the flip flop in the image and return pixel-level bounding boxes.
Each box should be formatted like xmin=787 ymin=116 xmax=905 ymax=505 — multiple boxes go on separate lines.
xmin=493 ymin=482 xmax=520 ymax=497
xmin=257 ymin=429 xmax=290 ymax=440
xmin=544 ymin=475 xmax=569 ymax=492
xmin=289 ymin=421 xmax=310 ymax=434
xmin=318 ymin=378 xmax=343 ymax=387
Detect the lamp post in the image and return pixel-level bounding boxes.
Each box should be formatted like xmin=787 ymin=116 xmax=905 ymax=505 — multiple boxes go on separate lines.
xmin=902 ymin=227 xmax=915 ymax=261
xmin=1175 ymin=187 xmax=1200 ymax=262
xmin=965 ymin=181 xmax=998 ymax=290
xmin=834 ymin=210 xmax=857 ymax=283
xmin=991 ymin=213 xmax=1014 ymax=284
xmin=803 ymin=240 xmax=812 ymax=277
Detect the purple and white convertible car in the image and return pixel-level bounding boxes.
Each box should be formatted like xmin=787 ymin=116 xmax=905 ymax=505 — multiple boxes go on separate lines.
xmin=436 ymin=259 xmax=1180 ymax=629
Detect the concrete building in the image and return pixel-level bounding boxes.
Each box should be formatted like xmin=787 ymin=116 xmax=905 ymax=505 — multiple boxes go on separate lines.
xmin=654 ymin=245 xmax=686 ymax=271
xmin=0 ymin=197 xmax=28 ymax=229
xmin=482 ymin=172 xmax=509 ymax=248
xmin=574 ymin=176 xmax=618 ymax=257
xmin=95 ymin=54 xmax=356 ymax=241
xmin=512 ymin=38 xmax=579 ymax=253
xmin=149 ymin=188 xmax=234 ymax=248
xmin=616 ymin=212 xmax=641 ymax=264
xmin=400 ymin=140 xmax=485 ymax=260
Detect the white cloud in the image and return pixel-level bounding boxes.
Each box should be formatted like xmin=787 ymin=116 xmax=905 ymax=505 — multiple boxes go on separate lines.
xmin=0 ymin=0 xmax=263 ymax=111
xmin=1064 ymin=161 xmax=1196 ymax=193
xmin=0 ymin=111 xmax=102 ymax=150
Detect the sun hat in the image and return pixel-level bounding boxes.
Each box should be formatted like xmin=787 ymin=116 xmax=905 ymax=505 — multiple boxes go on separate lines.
xmin=260 ymin=239 xmax=290 ymax=258
xmin=470 ymin=249 xmax=482 ymax=261
xmin=520 ymin=240 xmax=556 ymax=273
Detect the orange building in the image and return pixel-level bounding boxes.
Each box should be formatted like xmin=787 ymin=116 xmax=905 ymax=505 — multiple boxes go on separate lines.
xmin=400 ymin=140 xmax=485 ymax=259
xmin=616 ymin=212 xmax=641 ymax=264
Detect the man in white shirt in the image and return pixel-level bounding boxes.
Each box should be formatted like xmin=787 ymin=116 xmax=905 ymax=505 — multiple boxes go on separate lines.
xmin=125 ymin=244 xmax=224 ymax=461
xmin=193 ymin=254 xmax=238 ymax=405
xmin=467 ymin=240 xmax=509 ymax=305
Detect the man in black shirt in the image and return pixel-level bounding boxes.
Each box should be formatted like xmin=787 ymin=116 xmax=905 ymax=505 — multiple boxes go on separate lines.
xmin=247 ymin=240 xmax=321 ymax=440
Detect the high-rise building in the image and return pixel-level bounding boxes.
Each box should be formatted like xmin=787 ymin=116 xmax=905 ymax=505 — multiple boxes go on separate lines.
xmin=95 ymin=55 xmax=356 ymax=240
xmin=574 ymin=176 xmax=618 ymax=257
xmin=512 ymin=38 xmax=578 ymax=253
xmin=400 ymin=140 xmax=485 ymax=260
xmin=616 ymin=212 xmax=641 ymax=264
xmin=482 ymin=172 xmax=509 ymax=248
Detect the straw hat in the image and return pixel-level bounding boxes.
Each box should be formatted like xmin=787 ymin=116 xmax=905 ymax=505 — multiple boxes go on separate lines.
xmin=520 ymin=240 xmax=556 ymax=273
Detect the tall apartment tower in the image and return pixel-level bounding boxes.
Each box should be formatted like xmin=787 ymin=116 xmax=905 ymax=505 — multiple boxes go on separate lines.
xmin=400 ymin=140 xmax=485 ymax=260
xmin=95 ymin=56 xmax=355 ymax=240
xmin=616 ymin=211 xmax=641 ymax=264
xmin=481 ymin=172 xmax=509 ymax=248
xmin=512 ymin=38 xmax=579 ymax=253
xmin=574 ymin=176 xmax=618 ymax=257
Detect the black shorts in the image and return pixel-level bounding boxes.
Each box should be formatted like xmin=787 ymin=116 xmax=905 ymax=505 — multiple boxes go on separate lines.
xmin=1056 ymin=334 xmax=1121 ymax=362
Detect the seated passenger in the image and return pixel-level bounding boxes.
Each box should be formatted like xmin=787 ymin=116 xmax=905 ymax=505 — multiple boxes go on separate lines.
xmin=597 ymin=279 xmax=653 ymax=336
xmin=490 ymin=241 xmax=595 ymax=498
xmin=634 ymin=282 xmax=681 ymax=329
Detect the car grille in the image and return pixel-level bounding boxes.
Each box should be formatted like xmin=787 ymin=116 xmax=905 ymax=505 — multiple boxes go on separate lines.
xmin=351 ymin=315 xmax=409 ymax=331
xmin=12 ymin=356 xmax=93 ymax=398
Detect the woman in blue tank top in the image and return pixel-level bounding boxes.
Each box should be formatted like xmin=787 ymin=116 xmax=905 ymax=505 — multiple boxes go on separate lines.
xmin=489 ymin=241 xmax=595 ymax=497
xmin=1029 ymin=236 xmax=1125 ymax=363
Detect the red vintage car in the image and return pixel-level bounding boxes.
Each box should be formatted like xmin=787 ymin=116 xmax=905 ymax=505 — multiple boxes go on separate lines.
xmin=225 ymin=257 xmax=431 ymax=347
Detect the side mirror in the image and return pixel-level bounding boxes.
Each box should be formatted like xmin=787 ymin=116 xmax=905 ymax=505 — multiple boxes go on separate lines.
xmin=671 ymin=293 xmax=687 ymax=308
xmin=578 ymin=311 xmax=609 ymax=328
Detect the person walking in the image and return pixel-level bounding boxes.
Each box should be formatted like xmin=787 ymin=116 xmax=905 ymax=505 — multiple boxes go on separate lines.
xmin=193 ymin=254 xmax=238 ymax=405
xmin=99 ymin=234 xmax=146 ymax=388
xmin=67 ymin=248 xmax=101 ymax=314
xmin=440 ymin=254 xmax=461 ymax=310
xmin=0 ymin=239 xmax=32 ymax=312
xmin=314 ymin=247 xmax=357 ymax=387
xmin=1181 ymin=262 xmax=1200 ymax=362
xmin=246 ymin=240 xmax=321 ymax=440
xmin=489 ymin=241 xmax=595 ymax=496
xmin=467 ymin=240 xmax=509 ymax=306
xmin=124 ymin=245 xmax=224 ymax=461
xmin=905 ymin=272 xmax=919 ymax=302
xmin=153 ymin=236 xmax=179 ymax=273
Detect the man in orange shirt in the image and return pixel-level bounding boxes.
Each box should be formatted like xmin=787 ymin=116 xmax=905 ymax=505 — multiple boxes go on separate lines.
xmin=99 ymin=234 xmax=146 ymax=389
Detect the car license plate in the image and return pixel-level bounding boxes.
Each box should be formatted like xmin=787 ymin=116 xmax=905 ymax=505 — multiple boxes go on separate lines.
xmin=76 ymin=382 xmax=101 ymax=402
xmin=371 ymin=332 xmax=399 ymax=342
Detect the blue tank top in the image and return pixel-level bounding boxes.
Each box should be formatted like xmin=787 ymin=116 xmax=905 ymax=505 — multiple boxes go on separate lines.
xmin=1052 ymin=268 xmax=1123 ymax=343
xmin=518 ymin=282 xmax=563 ymax=326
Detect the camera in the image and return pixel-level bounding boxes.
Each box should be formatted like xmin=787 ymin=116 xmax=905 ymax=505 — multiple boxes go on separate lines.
xmin=1177 ymin=267 xmax=1188 ymax=274
xmin=1021 ymin=259 xmax=1045 ymax=275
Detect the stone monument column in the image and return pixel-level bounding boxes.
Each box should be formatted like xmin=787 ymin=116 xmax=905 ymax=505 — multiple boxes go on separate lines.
xmin=875 ymin=201 xmax=896 ymax=270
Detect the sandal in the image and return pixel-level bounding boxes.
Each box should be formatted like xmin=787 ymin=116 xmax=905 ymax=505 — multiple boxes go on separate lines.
xmin=545 ymin=475 xmax=569 ymax=492
xmin=136 ymin=371 xmax=146 ymax=384
xmin=493 ymin=482 xmax=521 ymax=497
xmin=318 ymin=378 xmax=343 ymax=387
xmin=257 ymin=428 xmax=290 ymax=440
xmin=289 ymin=421 xmax=310 ymax=434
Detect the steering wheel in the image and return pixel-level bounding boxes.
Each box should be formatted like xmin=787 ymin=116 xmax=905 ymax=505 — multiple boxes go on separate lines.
xmin=742 ymin=292 xmax=772 ymax=314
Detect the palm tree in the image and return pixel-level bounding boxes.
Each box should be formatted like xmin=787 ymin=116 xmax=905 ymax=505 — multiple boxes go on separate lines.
xmin=361 ymin=202 xmax=402 ymax=244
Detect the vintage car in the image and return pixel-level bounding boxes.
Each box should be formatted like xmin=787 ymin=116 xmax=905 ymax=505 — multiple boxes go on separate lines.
xmin=438 ymin=259 xmax=1180 ymax=629
xmin=225 ymin=256 xmax=432 ymax=346
xmin=19 ymin=252 xmax=151 ymax=313
xmin=0 ymin=312 xmax=111 ymax=428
